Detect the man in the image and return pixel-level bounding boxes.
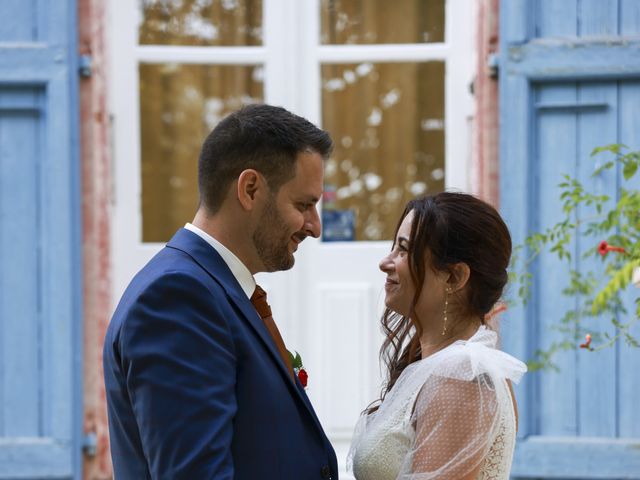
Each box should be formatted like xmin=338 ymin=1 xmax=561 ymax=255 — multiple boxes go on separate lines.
xmin=104 ymin=104 xmax=338 ymax=479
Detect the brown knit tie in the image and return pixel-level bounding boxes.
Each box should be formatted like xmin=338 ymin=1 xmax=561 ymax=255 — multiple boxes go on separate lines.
xmin=250 ymin=285 xmax=294 ymax=381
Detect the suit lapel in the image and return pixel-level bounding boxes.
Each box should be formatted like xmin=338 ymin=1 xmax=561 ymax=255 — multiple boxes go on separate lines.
xmin=295 ymin=375 xmax=326 ymax=433
xmin=166 ymin=229 xmax=327 ymax=437
xmin=224 ymin=288 xmax=328 ymax=439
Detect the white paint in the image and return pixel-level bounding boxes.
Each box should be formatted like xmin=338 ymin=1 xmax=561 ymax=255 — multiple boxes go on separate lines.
xmin=381 ymin=88 xmax=401 ymax=108
xmin=363 ymin=173 xmax=382 ymax=191
xmin=319 ymin=44 xmax=449 ymax=63
xmin=136 ymin=45 xmax=266 ymax=64
xmin=445 ymin=0 xmax=477 ymax=192
xmin=324 ymin=78 xmax=347 ymax=91
xmin=366 ymin=107 xmax=382 ymax=126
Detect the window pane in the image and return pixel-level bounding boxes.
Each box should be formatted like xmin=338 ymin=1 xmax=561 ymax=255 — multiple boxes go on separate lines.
xmin=321 ymin=62 xmax=445 ymax=242
xmin=320 ymin=0 xmax=444 ymax=44
xmin=140 ymin=63 xmax=264 ymax=242
xmin=139 ymin=0 xmax=263 ymax=46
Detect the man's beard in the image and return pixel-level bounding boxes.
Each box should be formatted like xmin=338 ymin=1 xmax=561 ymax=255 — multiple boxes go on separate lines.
xmin=252 ymin=197 xmax=298 ymax=272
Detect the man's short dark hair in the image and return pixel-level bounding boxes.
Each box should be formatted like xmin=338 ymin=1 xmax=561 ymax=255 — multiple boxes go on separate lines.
xmin=198 ymin=104 xmax=333 ymax=214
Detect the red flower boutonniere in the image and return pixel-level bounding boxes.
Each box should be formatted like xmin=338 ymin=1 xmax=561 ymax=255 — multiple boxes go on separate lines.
xmin=288 ymin=350 xmax=308 ymax=388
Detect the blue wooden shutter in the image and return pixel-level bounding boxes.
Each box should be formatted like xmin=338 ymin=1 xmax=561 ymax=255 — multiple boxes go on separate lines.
xmin=0 ymin=0 xmax=82 ymax=478
xmin=500 ymin=1 xmax=640 ymax=478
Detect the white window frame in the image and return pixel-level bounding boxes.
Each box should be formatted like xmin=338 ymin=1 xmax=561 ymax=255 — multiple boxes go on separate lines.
xmin=295 ymin=0 xmax=475 ymax=191
xmin=109 ymin=0 xmax=476 ymax=299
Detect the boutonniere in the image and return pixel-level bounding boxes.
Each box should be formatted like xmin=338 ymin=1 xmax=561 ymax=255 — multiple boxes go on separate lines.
xmin=288 ymin=350 xmax=308 ymax=388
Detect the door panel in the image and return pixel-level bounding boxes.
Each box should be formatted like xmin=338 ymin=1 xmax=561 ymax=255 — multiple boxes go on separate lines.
xmin=0 ymin=0 xmax=81 ymax=478
xmin=0 ymin=88 xmax=43 ymax=439
xmin=534 ymin=81 xmax=621 ymax=439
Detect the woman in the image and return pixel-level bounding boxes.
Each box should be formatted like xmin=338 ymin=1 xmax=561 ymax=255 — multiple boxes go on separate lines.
xmin=349 ymin=192 xmax=527 ymax=480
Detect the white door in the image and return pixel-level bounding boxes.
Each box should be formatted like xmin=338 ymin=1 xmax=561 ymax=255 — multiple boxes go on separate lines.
xmin=109 ymin=1 xmax=474 ymax=477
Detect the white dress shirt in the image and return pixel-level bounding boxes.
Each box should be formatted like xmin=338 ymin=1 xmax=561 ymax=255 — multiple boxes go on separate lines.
xmin=184 ymin=223 xmax=255 ymax=299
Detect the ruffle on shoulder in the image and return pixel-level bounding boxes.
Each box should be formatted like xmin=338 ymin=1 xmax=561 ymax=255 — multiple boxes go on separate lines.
xmin=426 ymin=326 xmax=527 ymax=385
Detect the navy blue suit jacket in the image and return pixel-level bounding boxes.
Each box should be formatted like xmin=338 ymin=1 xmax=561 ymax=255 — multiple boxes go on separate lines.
xmin=104 ymin=229 xmax=338 ymax=479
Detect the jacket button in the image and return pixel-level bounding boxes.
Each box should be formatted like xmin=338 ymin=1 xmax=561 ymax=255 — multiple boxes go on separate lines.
xmin=320 ymin=465 xmax=331 ymax=479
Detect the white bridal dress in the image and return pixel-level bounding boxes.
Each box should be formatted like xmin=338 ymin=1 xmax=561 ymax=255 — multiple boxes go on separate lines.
xmin=348 ymin=326 xmax=527 ymax=480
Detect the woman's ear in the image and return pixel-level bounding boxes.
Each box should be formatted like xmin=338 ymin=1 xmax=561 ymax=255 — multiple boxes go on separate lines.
xmin=236 ymin=169 xmax=263 ymax=211
xmin=447 ymin=262 xmax=471 ymax=292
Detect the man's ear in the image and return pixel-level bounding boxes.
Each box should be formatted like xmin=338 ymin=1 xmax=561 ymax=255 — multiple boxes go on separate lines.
xmin=236 ymin=169 xmax=263 ymax=211
xmin=447 ymin=262 xmax=471 ymax=292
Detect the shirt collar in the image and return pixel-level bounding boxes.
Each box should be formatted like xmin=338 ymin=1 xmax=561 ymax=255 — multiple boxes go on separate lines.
xmin=184 ymin=223 xmax=256 ymax=298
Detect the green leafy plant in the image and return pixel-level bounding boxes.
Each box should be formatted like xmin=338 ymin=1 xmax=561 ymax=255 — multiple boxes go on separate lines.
xmin=509 ymin=144 xmax=640 ymax=371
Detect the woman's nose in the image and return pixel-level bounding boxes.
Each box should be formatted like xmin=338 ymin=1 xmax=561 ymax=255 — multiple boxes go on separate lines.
xmin=379 ymin=254 xmax=393 ymax=273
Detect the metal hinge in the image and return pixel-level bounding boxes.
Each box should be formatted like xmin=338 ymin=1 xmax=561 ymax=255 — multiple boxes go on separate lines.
xmin=487 ymin=53 xmax=499 ymax=78
xmin=79 ymin=54 xmax=92 ymax=78
xmin=82 ymin=431 xmax=97 ymax=457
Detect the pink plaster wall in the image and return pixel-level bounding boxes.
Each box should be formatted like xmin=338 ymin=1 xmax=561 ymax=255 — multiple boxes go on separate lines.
xmin=474 ymin=0 xmax=501 ymax=206
xmin=78 ymin=0 xmax=113 ymax=477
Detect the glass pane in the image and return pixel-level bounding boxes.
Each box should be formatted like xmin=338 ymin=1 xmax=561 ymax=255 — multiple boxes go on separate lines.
xmin=321 ymin=62 xmax=445 ymax=242
xmin=140 ymin=63 xmax=264 ymax=242
xmin=320 ymin=0 xmax=444 ymax=44
xmin=139 ymin=0 xmax=263 ymax=46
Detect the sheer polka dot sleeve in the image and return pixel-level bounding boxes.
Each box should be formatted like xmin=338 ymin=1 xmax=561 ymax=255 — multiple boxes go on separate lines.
xmin=398 ymin=369 xmax=500 ymax=479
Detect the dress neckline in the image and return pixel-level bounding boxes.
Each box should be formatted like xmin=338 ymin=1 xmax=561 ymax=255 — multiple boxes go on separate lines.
xmin=417 ymin=325 xmax=493 ymax=362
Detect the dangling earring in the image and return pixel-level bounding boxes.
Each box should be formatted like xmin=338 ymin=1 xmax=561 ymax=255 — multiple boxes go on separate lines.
xmin=442 ymin=287 xmax=452 ymax=336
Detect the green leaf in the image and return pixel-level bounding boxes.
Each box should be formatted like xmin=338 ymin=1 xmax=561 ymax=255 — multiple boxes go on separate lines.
xmin=593 ymin=160 xmax=615 ymax=177
xmin=591 ymin=144 xmax=625 ymax=156
xmin=512 ymin=144 xmax=640 ymax=366
xmin=591 ymin=259 xmax=640 ymax=314
xmin=288 ymin=350 xmax=304 ymax=369
xmin=623 ymin=160 xmax=638 ymax=180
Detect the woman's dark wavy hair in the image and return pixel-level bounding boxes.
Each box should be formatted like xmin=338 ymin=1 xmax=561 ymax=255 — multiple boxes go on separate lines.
xmin=368 ymin=192 xmax=512 ymax=413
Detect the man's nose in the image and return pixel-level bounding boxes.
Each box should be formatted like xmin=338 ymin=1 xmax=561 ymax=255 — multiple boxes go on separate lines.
xmin=305 ymin=206 xmax=321 ymax=238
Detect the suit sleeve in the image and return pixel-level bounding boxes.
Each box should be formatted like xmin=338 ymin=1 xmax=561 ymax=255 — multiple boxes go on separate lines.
xmin=119 ymin=271 xmax=237 ymax=479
